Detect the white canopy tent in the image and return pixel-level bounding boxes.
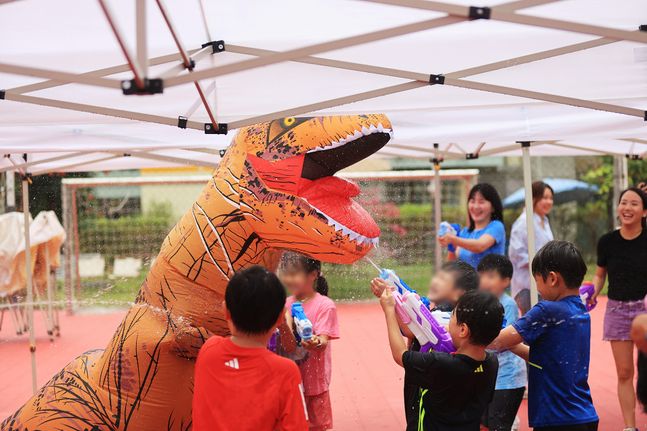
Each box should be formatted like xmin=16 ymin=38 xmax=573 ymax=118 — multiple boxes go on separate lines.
xmin=1 ymin=0 xmax=646 ymax=394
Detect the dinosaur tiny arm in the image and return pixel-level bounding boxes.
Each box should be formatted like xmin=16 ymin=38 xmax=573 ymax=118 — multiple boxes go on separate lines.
xmin=173 ymin=325 xmax=215 ymax=360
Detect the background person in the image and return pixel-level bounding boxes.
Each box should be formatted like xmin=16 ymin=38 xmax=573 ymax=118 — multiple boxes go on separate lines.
xmin=509 ymin=181 xmax=555 ymax=315
xmin=439 ymin=183 xmax=506 ymax=269
xmin=478 ymin=254 xmax=527 ymax=431
xmin=590 ymin=187 xmax=647 ymax=431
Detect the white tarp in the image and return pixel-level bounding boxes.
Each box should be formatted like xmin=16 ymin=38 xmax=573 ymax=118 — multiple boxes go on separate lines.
xmin=0 ymin=0 xmax=646 ymax=171
xmin=0 ymin=211 xmax=65 ymax=296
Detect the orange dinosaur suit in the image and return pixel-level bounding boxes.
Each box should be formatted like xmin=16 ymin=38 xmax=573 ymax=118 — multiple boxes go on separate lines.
xmin=1 ymin=114 xmax=392 ymax=431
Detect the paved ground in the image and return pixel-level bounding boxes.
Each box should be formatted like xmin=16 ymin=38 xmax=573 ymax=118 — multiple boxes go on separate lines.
xmin=1 ymin=297 xmax=646 ymax=430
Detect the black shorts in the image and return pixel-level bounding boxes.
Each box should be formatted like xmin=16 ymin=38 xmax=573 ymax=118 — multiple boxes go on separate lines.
xmin=481 ymin=387 xmax=525 ymax=431
xmin=534 ymin=421 xmax=598 ymax=431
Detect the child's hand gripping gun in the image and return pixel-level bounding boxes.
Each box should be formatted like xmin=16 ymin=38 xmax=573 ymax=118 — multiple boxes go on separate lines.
xmin=579 ymin=281 xmax=597 ymax=311
xmin=380 ymin=269 xmax=455 ymax=354
xmin=291 ymin=302 xmax=313 ymax=342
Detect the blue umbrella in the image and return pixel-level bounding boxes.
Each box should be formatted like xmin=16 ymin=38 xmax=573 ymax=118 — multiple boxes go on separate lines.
xmin=502 ymin=178 xmax=599 ymax=208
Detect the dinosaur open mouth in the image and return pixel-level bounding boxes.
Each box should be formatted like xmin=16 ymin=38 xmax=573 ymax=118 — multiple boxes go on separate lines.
xmin=300 ymin=125 xmax=392 ymax=246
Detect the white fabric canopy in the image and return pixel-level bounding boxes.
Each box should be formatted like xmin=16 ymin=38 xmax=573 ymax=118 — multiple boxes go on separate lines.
xmin=1 ymin=0 xmax=646 ymax=172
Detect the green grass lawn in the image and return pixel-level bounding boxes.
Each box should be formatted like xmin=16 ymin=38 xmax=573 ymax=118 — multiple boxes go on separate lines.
xmin=64 ymin=260 xmax=603 ymax=308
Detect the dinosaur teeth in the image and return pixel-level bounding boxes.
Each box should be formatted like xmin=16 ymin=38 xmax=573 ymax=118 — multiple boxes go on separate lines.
xmin=307 ymin=124 xmax=394 ymax=154
xmin=318 ymin=212 xmax=379 ymax=246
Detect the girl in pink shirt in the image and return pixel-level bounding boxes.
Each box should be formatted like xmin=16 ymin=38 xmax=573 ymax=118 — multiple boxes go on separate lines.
xmin=278 ymin=252 xmax=340 ymax=431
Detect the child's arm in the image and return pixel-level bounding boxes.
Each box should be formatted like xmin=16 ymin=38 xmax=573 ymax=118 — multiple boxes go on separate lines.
xmin=442 ymin=234 xmax=496 ymax=254
xmin=371 ymin=278 xmax=415 ymax=339
xmin=509 ymin=343 xmax=529 ymax=361
xmin=277 ymin=310 xmax=297 ymax=353
xmin=489 ymin=325 xmax=524 ymax=353
xmin=380 ymin=287 xmax=407 ymax=367
xmin=591 ymin=266 xmax=607 ymax=307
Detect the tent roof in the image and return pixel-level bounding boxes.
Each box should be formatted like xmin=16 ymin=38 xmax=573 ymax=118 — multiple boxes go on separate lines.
xmin=1 ymin=0 xmax=646 ymax=172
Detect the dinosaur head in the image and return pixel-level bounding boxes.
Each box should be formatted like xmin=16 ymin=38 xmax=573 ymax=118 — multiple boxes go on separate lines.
xmin=225 ymin=114 xmax=392 ymax=264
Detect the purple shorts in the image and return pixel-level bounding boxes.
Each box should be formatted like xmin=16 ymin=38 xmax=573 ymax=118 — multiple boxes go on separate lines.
xmin=603 ymin=298 xmax=646 ymax=341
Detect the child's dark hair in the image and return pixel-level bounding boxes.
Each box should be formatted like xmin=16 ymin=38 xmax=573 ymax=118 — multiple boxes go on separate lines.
xmin=637 ymin=352 xmax=647 ymax=413
xmin=531 ymin=240 xmax=587 ymax=289
xmin=467 ymin=183 xmax=504 ymax=232
xmin=619 ymin=187 xmax=647 ymax=228
xmin=279 ymin=251 xmax=329 ymax=296
xmin=225 ymin=266 xmax=286 ymax=334
xmin=441 ymin=260 xmax=479 ymax=292
xmin=477 ymin=254 xmax=513 ymax=279
xmin=455 ymin=290 xmax=504 ymax=346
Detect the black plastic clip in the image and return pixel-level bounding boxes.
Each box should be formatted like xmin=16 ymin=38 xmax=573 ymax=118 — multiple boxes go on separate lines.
xmin=204 ymin=123 xmax=228 ymax=135
xmin=0 ymin=89 xmax=5 ymax=100
xmin=186 ymin=59 xmax=196 ymax=71
xmin=627 ymin=154 xmax=642 ymax=161
xmin=644 ymin=110 xmax=647 ymax=121
xmin=219 ymin=149 xmax=227 ymax=157
xmin=178 ymin=116 xmax=188 ymax=129
xmin=517 ymin=141 xmax=532 ymax=148
xmin=466 ymin=153 xmax=479 ymax=160
xmin=121 ymin=78 xmax=163 ymax=95
xmin=202 ymin=40 xmax=226 ymax=54
xmin=429 ymin=74 xmax=445 ymax=85
xmin=469 ymin=6 xmax=491 ymax=20
xmin=639 ymin=25 xmax=647 ymax=32
xmin=123 ymin=153 xmax=131 ymax=157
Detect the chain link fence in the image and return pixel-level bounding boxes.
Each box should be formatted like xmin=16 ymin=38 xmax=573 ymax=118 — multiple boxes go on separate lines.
xmin=56 ymin=155 xmax=635 ymax=306
xmin=60 ymin=170 xmax=477 ymax=306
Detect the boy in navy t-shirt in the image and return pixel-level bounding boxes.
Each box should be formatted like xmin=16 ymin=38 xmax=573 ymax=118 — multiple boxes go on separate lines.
xmin=491 ymin=240 xmax=598 ymax=431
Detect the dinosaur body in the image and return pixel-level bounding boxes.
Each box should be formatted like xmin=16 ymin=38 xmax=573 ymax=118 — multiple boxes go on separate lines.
xmin=2 ymin=114 xmax=392 ymax=431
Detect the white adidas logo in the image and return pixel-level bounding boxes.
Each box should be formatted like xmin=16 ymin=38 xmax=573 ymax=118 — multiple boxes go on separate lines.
xmin=224 ymin=358 xmax=240 ymax=370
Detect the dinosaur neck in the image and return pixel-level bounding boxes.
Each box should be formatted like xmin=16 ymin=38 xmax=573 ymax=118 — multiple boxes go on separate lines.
xmin=139 ymin=178 xmax=281 ymax=331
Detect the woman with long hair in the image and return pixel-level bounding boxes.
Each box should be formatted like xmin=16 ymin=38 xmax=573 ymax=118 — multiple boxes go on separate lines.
xmin=508 ymin=180 xmax=555 ymax=315
xmin=438 ymin=183 xmax=505 ymax=269
xmin=590 ymin=187 xmax=647 ymax=431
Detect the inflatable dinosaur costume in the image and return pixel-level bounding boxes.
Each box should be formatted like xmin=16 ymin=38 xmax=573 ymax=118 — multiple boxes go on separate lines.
xmin=2 ymin=114 xmax=392 ymax=431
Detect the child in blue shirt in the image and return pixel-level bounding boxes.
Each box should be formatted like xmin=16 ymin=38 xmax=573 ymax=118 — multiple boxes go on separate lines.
xmin=478 ymin=254 xmax=527 ymax=431
xmin=492 ymin=240 xmax=598 ymax=431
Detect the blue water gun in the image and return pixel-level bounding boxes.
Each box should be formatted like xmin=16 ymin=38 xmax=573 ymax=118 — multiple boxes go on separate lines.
xmin=291 ymin=302 xmax=313 ymax=342
xmin=438 ymin=221 xmax=461 ymax=253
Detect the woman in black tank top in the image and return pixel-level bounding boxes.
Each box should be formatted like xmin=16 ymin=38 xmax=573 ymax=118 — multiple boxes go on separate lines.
xmin=591 ymin=187 xmax=647 ymax=431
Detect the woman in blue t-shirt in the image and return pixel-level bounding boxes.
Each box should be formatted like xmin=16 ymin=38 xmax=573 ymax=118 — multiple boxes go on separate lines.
xmin=439 ymin=183 xmax=506 ymax=269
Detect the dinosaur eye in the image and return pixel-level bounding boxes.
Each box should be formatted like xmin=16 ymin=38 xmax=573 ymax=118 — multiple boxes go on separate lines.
xmin=282 ymin=117 xmax=296 ymax=127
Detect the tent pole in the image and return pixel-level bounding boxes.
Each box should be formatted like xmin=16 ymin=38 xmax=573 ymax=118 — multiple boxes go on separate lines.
xmin=164 ymin=15 xmax=463 ymax=86
xmin=433 ymin=144 xmax=443 ymax=272
xmin=97 ymin=0 xmax=145 ymax=88
xmin=44 ymin=244 xmax=55 ymax=340
xmin=136 ymin=0 xmax=148 ymax=78
xmin=520 ymin=142 xmax=538 ymax=307
xmin=21 ymin=170 xmax=38 ymax=395
xmin=612 ymin=155 xmax=629 ymax=222
xmin=6 ymin=170 xmax=16 ymax=211
xmin=228 ymin=81 xmax=426 ymax=129
xmin=61 ymin=183 xmax=73 ymax=315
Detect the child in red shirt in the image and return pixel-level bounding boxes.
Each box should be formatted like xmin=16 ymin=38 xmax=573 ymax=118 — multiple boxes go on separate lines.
xmin=193 ymin=266 xmax=308 ymax=431
xmin=277 ymin=252 xmax=340 ymax=431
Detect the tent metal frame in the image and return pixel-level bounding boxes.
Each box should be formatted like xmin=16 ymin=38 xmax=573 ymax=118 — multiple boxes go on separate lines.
xmin=0 ymin=0 xmax=644 ymax=170
xmin=2 ymin=0 xmax=646 ymax=394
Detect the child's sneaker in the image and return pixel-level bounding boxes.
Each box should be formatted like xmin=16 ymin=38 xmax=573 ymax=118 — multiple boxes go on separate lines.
xmin=622 ymin=428 xmax=639 ymax=431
